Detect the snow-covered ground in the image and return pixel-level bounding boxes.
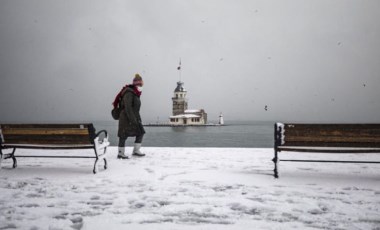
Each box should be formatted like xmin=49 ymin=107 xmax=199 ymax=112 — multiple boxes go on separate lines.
xmin=0 ymin=147 xmax=379 ymax=230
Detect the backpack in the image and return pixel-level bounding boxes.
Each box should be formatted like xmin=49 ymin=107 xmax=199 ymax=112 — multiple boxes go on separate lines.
xmin=111 ymin=87 xmax=128 ymax=120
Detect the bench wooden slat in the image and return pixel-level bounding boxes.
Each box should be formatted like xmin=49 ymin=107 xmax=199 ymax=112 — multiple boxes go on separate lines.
xmin=284 ymin=130 xmax=380 ymax=138
xmin=284 ymin=136 xmax=380 ymax=144
xmin=3 ymin=137 xmax=92 ymax=145
xmin=2 ymin=128 xmax=90 ymax=136
xmin=2 ymin=144 xmax=94 ymax=150
xmin=283 ymin=124 xmax=380 ymax=130
xmin=1 ymin=124 xmax=92 ymax=129
xmin=3 ymin=135 xmax=92 ymax=144
xmin=3 ymin=140 xmax=93 ymax=145
xmin=3 ymin=134 xmax=91 ymax=140
xmin=281 ymin=141 xmax=380 ymax=148
xmin=277 ymin=147 xmax=380 ymax=153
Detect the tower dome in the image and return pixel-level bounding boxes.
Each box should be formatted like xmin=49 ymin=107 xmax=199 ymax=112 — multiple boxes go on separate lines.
xmin=174 ymin=81 xmax=186 ymax=92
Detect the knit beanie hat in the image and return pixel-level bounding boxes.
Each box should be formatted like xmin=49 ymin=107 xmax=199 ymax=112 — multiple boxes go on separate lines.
xmin=133 ymin=73 xmax=143 ymax=85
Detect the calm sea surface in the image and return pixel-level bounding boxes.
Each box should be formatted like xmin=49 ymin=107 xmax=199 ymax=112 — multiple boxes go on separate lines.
xmin=95 ymin=121 xmax=275 ymax=148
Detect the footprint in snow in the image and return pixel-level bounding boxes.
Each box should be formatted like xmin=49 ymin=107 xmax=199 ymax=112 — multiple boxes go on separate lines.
xmin=247 ymin=197 xmax=265 ymax=203
xmin=342 ymin=186 xmax=360 ymax=191
xmin=139 ymin=218 xmax=174 ymax=224
xmin=19 ymin=203 xmax=40 ymax=208
xmin=157 ymin=200 xmax=171 ymax=206
xmin=159 ymin=171 xmax=188 ymax=180
xmin=229 ymin=202 xmax=261 ymax=216
xmin=54 ymin=212 xmax=69 ymax=220
xmin=285 ymin=199 xmax=296 ymax=204
xmin=308 ymin=208 xmax=324 ymax=215
xmin=70 ymin=216 xmax=83 ymax=230
xmin=80 ymin=210 xmax=102 ymax=217
xmin=145 ymin=168 xmax=154 ymax=174
xmin=90 ymin=195 xmax=101 ymax=200
xmin=57 ymin=201 xmax=69 ymax=207
xmin=318 ymin=203 xmax=330 ymax=212
xmin=6 ymin=181 xmax=28 ymax=189
xmin=26 ymin=193 xmax=43 ymax=198
xmin=281 ymin=212 xmax=299 ymax=221
xmin=130 ymin=201 xmax=146 ymax=209
xmin=86 ymin=201 xmax=113 ymax=206
xmin=212 ymin=185 xmax=234 ymax=192
xmin=0 ymin=223 xmax=17 ymax=229
xmin=12 ymin=192 xmax=22 ymax=199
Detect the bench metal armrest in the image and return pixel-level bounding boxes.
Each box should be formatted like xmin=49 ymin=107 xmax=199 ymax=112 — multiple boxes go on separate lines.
xmin=94 ymin=130 xmax=109 ymax=144
xmin=95 ymin=130 xmax=108 ymax=137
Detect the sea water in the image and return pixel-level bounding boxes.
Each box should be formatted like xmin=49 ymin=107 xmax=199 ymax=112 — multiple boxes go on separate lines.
xmin=95 ymin=121 xmax=274 ymax=148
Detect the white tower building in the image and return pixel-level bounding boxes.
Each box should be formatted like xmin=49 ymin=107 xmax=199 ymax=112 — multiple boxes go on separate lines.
xmin=219 ymin=113 xmax=224 ymax=125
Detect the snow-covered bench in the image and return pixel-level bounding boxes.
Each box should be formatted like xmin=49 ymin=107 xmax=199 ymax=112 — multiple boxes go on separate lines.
xmin=0 ymin=124 xmax=109 ymax=174
xmin=273 ymin=123 xmax=380 ymax=178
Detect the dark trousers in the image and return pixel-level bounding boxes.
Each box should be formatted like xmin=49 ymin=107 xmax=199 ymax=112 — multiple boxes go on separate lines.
xmin=118 ymin=135 xmax=144 ymax=147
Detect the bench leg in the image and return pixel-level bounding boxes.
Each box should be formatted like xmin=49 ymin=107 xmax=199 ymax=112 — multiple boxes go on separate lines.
xmin=93 ymin=158 xmax=99 ymax=174
xmin=11 ymin=148 xmax=17 ymax=168
xmin=93 ymin=136 xmax=109 ymax=173
xmin=12 ymin=156 xmax=17 ymax=168
xmin=0 ymin=148 xmax=2 ymax=170
xmin=94 ymin=156 xmax=107 ymax=173
xmin=0 ymin=148 xmax=16 ymax=169
xmin=93 ymin=149 xmax=108 ymax=174
xmin=272 ymin=150 xmax=279 ymax=179
xmin=103 ymin=147 xmax=108 ymax=170
xmin=104 ymin=158 xmax=108 ymax=170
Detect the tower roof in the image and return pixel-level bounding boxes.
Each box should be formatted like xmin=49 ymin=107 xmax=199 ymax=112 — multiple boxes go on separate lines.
xmin=174 ymin=81 xmax=187 ymax=92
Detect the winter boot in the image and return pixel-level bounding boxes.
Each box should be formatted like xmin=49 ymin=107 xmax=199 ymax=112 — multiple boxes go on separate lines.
xmin=132 ymin=143 xmax=145 ymax=157
xmin=117 ymin=147 xmax=129 ymax=159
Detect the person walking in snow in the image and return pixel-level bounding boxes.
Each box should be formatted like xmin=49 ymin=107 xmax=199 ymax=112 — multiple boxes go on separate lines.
xmin=114 ymin=74 xmax=146 ymax=159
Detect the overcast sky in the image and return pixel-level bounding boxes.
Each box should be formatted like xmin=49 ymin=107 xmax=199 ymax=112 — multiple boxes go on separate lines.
xmin=0 ymin=0 xmax=379 ymax=123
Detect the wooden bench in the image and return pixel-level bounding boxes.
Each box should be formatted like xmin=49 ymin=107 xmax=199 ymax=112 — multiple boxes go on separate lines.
xmin=0 ymin=124 xmax=109 ymax=174
xmin=273 ymin=123 xmax=380 ymax=178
